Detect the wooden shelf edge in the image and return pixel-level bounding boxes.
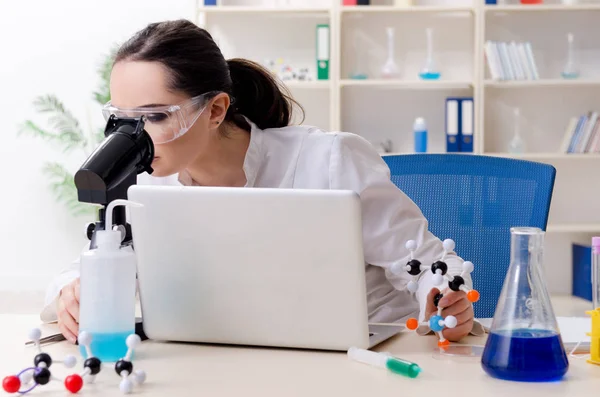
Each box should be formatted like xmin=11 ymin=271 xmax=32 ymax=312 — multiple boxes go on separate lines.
xmin=485 ymin=4 xmax=600 ymax=12
xmin=484 ymin=79 xmax=600 ymax=87
xmin=340 ymin=79 xmax=473 ymax=89
xmin=198 ymin=6 xmax=331 ymax=13
xmin=341 ymin=5 xmax=474 ymax=13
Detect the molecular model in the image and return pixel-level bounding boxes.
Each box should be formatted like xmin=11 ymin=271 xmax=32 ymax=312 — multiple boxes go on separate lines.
xmin=2 ymin=329 xmax=146 ymax=395
xmin=392 ymin=239 xmax=480 ymax=348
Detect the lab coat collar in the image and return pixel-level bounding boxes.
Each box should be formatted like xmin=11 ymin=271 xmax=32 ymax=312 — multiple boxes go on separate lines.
xmin=243 ymin=120 xmax=263 ymax=188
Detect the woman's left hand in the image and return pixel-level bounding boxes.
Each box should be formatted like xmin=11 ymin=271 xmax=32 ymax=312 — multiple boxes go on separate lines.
xmin=425 ymin=288 xmax=474 ymax=342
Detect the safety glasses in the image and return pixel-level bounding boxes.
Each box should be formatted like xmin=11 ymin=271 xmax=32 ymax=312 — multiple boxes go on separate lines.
xmin=102 ymin=92 xmax=218 ymax=144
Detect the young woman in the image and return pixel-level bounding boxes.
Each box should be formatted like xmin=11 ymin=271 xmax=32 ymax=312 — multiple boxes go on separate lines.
xmin=42 ymin=19 xmax=479 ymax=344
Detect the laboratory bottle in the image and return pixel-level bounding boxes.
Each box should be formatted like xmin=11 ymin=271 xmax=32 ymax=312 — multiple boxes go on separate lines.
xmin=592 ymin=237 xmax=600 ymax=310
xmin=413 ymin=117 xmax=427 ymax=153
xmin=481 ymin=227 xmax=568 ymax=382
xmin=78 ymin=200 xmax=138 ymax=362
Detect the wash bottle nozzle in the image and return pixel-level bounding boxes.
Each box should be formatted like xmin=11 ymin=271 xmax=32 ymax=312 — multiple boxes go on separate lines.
xmin=95 ymin=199 xmax=142 ymax=249
xmin=347 ymin=347 xmax=421 ymax=378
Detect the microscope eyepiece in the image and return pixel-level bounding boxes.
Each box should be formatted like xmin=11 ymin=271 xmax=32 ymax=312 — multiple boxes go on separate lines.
xmin=75 ymin=115 xmax=154 ymax=206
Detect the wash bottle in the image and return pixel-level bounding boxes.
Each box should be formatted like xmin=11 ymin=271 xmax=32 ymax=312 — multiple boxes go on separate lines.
xmin=78 ymin=199 xmax=140 ymax=362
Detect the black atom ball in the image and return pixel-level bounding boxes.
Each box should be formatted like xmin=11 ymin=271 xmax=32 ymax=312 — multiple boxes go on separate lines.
xmin=33 ymin=367 xmax=51 ymax=385
xmin=406 ymin=259 xmax=422 ymax=276
xmin=114 ymin=359 xmax=134 ymax=376
xmin=449 ymin=276 xmax=465 ymax=292
xmin=84 ymin=357 xmax=102 ymax=375
xmin=34 ymin=353 xmax=52 ymax=368
xmin=431 ymin=261 xmax=448 ymax=276
xmin=433 ymin=293 xmax=444 ymax=307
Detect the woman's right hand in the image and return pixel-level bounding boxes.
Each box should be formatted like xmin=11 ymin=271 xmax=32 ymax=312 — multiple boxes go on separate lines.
xmin=58 ymin=278 xmax=80 ymax=344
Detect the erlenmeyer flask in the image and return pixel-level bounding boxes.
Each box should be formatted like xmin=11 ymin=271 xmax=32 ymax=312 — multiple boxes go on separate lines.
xmin=481 ymin=227 xmax=569 ymax=382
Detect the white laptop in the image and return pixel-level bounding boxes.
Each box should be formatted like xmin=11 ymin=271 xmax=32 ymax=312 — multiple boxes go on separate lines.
xmin=127 ymin=185 xmax=403 ymax=351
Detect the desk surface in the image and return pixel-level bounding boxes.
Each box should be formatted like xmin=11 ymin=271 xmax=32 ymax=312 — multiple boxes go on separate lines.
xmin=1 ymin=295 xmax=599 ymax=397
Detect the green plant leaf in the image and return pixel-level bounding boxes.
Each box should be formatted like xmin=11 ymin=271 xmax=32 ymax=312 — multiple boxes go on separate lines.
xmin=18 ymin=120 xmax=56 ymax=140
xmin=93 ymin=45 xmax=118 ymax=106
xmin=28 ymin=95 xmax=88 ymax=152
xmin=42 ymin=162 xmax=98 ymax=218
xmin=20 ymin=47 xmax=116 ymax=219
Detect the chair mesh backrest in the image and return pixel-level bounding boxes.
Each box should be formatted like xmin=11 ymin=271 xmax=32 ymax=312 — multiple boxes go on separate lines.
xmin=382 ymin=154 xmax=556 ymax=318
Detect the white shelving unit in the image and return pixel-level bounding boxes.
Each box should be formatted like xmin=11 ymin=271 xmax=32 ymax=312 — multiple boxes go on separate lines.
xmin=197 ymin=0 xmax=600 ymax=294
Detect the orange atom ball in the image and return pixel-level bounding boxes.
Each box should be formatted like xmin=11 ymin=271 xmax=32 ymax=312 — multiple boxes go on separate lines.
xmin=406 ymin=318 xmax=419 ymax=331
xmin=438 ymin=339 xmax=450 ymax=348
xmin=467 ymin=290 xmax=480 ymax=303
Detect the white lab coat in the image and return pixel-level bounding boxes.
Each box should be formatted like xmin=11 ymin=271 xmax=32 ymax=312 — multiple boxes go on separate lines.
xmin=41 ymin=122 xmax=482 ymax=334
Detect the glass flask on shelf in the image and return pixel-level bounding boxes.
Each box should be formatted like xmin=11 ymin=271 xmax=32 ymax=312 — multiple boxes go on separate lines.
xmin=481 ymin=227 xmax=569 ymax=382
xmin=561 ymin=32 xmax=580 ymax=79
xmin=381 ymin=27 xmax=400 ymax=79
xmin=508 ymin=107 xmax=526 ymax=154
xmin=419 ymin=27 xmax=440 ymax=80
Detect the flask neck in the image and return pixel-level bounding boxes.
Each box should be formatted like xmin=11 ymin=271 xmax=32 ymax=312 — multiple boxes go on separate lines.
xmin=509 ymin=228 xmax=544 ymax=270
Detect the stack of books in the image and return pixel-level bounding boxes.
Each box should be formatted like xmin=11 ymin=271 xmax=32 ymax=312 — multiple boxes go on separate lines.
xmin=559 ymin=111 xmax=600 ymax=153
xmin=484 ymin=41 xmax=539 ymax=81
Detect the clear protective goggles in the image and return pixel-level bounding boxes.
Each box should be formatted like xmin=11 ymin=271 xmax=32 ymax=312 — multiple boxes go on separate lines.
xmin=101 ymin=92 xmax=217 ymax=144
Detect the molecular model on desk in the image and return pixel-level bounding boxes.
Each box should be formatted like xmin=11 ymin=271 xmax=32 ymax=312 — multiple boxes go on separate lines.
xmin=391 ymin=239 xmax=480 ymax=347
xmin=2 ymin=329 xmax=146 ymax=395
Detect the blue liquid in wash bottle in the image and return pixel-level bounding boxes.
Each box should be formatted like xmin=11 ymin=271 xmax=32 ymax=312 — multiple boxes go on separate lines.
xmin=78 ymin=200 xmax=138 ymax=362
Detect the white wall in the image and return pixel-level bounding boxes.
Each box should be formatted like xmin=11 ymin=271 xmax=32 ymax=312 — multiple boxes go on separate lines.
xmin=0 ymin=0 xmax=196 ymax=294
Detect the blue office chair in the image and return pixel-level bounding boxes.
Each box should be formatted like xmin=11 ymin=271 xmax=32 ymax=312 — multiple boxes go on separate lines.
xmin=382 ymin=154 xmax=556 ymax=318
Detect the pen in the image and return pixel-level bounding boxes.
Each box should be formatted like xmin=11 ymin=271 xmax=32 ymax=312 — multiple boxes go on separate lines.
xmin=347 ymin=347 xmax=421 ymax=378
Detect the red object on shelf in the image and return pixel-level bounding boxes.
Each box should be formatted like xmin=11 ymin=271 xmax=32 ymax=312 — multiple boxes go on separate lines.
xmin=520 ymin=0 xmax=543 ymax=4
xmin=343 ymin=0 xmax=357 ymax=4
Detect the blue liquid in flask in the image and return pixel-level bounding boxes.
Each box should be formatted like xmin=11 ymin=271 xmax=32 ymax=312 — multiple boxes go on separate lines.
xmin=79 ymin=330 xmax=134 ymax=362
xmin=419 ymin=71 xmax=441 ymax=80
xmin=481 ymin=328 xmax=569 ymax=382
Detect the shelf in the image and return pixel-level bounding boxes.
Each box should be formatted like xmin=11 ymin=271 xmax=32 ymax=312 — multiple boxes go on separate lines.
xmin=484 ymin=79 xmax=600 ymax=88
xmin=283 ymin=80 xmax=330 ymax=89
xmin=546 ymin=223 xmax=600 ymax=233
xmin=485 ymin=152 xmax=600 ymax=160
xmin=340 ymin=79 xmax=473 ymax=90
xmin=341 ymin=5 xmax=474 ymax=13
xmin=485 ymin=3 xmax=600 ymax=12
xmin=198 ymin=6 xmax=330 ymax=14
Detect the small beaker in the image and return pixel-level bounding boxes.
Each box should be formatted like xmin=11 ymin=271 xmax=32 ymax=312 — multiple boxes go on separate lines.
xmin=481 ymin=227 xmax=569 ymax=382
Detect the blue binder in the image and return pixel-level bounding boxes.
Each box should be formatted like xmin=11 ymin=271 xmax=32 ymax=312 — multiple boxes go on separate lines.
xmin=460 ymin=97 xmax=474 ymax=153
xmin=445 ymin=98 xmax=460 ymax=152
xmin=572 ymin=243 xmax=592 ymax=301
xmin=204 ymin=0 xmax=217 ymax=5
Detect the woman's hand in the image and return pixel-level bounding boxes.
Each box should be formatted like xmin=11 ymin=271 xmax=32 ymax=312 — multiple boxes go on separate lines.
xmin=425 ymin=287 xmax=474 ymax=342
xmin=57 ymin=278 xmax=80 ymax=344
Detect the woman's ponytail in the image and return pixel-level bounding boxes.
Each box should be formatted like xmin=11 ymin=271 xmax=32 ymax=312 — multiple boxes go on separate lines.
xmin=226 ymin=58 xmax=304 ymax=130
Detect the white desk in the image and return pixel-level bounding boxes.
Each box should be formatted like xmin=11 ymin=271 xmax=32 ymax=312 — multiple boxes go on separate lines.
xmin=1 ymin=296 xmax=599 ymax=397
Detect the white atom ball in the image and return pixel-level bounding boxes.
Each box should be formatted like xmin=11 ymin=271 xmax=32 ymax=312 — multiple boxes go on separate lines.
xmin=442 ymin=239 xmax=455 ymax=252
xmin=405 ymin=240 xmax=417 ymax=251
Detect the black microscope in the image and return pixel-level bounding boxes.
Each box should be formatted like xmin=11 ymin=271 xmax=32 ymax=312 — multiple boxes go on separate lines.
xmin=74 ymin=115 xmax=155 ymax=249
